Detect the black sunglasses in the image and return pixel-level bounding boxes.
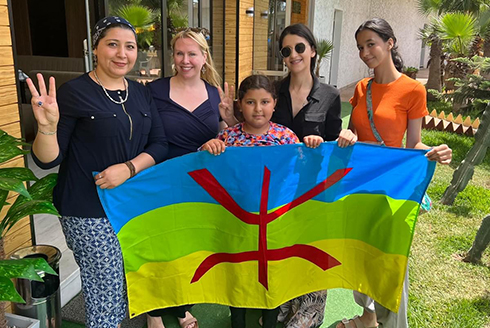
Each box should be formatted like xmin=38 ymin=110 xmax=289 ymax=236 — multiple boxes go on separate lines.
xmin=280 ymin=43 xmax=306 ymax=58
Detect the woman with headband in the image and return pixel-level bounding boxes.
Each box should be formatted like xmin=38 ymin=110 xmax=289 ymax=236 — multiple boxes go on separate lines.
xmin=145 ymin=28 xmax=223 ymax=328
xmin=26 ymin=16 xmax=168 ymax=328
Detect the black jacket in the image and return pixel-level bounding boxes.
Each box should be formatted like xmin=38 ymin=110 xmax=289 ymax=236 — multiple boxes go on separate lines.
xmin=272 ymin=74 xmax=342 ymax=141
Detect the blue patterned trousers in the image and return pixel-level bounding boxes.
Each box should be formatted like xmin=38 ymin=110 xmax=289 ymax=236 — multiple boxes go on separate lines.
xmin=60 ymin=216 xmax=127 ymax=328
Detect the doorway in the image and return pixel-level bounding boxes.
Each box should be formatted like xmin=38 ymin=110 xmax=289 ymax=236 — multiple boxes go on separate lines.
xmin=329 ymin=9 xmax=342 ymax=86
xmin=252 ymin=0 xmax=309 ymax=79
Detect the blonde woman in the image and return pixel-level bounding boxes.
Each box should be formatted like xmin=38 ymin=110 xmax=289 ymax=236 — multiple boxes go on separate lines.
xmin=146 ymin=28 xmax=223 ymax=328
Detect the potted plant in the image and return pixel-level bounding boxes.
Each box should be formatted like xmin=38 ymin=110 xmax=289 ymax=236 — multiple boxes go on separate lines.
xmin=1 ymin=257 xmax=56 ymax=328
xmin=0 ymin=128 xmax=59 ymax=328
xmin=315 ymin=39 xmax=334 ymax=82
xmin=403 ymin=66 xmax=419 ymax=79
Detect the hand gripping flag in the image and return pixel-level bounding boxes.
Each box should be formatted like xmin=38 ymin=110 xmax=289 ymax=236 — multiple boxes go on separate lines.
xmin=97 ymin=143 xmax=435 ymax=318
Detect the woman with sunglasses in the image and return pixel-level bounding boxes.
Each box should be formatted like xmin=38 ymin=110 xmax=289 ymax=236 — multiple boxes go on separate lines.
xmin=219 ymin=24 xmax=341 ymax=150
xmin=272 ymin=23 xmax=341 ymax=328
xmin=272 ymin=23 xmax=342 ymax=150
xmin=218 ymin=23 xmax=341 ymax=328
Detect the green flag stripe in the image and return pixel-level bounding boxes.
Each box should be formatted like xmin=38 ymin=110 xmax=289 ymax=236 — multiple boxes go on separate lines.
xmin=268 ymin=194 xmax=417 ymax=256
xmin=119 ymin=193 xmax=418 ymax=273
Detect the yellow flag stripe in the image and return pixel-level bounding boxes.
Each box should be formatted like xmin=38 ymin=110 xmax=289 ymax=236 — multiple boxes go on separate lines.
xmin=126 ymin=239 xmax=407 ymax=318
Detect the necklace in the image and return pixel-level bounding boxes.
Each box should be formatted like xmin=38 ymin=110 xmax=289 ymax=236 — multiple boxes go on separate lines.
xmin=92 ymin=70 xmax=133 ymax=140
xmin=93 ymin=70 xmax=129 ymax=104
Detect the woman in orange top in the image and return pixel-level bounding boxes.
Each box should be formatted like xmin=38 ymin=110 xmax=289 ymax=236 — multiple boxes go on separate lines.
xmin=337 ymin=18 xmax=452 ymax=328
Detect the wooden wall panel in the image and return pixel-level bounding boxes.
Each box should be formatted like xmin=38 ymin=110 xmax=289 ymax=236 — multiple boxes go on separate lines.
xmin=253 ymin=0 xmax=269 ymax=71
xmin=0 ymin=122 xmax=22 ymax=138
xmin=224 ymin=0 xmax=237 ymax=89
xmin=212 ymin=0 xmax=224 ymax=80
xmin=291 ymin=0 xmax=308 ymax=25
xmin=0 ymin=85 xmax=17 ymax=107
xmin=0 ymin=1 xmax=32 ymax=263
xmin=0 ymin=157 xmax=24 ymax=170
xmin=0 ymin=5 xmax=8 ymax=25
xmin=4 ymin=225 xmax=32 ymax=256
xmin=0 ymin=103 xmax=19 ymax=124
xmin=0 ymin=26 xmax=11 ymax=46
xmin=0 ymin=46 xmax=13 ymax=66
xmin=0 ymin=66 xmax=15 ymax=86
xmin=238 ymin=0 xmax=254 ymax=84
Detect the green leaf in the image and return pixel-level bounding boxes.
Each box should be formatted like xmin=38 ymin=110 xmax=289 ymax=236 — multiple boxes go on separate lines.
xmin=0 ymin=189 xmax=7 ymax=209
xmin=28 ymin=173 xmax=57 ymax=201
xmin=0 ymin=258 xmax=57 ymax=279
xmin=0 ymin=276 xmax=24 ymax=303
xmin=9 ymin=173 xmax=58 ymax=216
xmin=440 ymin=12 xmax=477 ymax=55
xmin=3 ymin=200 xmax=59 ymax=236
xmin=0 ymin=177 xmax=30 ymax=198
xmin=0 ymin=260 xmax=40 ymax=281
xmin=115 ymin=4 xmax=155 ymax=29
xmin=0 ymin=168 xmax=38 ymax=182
xmin=0 ymin=130 xmax=29 ymax=164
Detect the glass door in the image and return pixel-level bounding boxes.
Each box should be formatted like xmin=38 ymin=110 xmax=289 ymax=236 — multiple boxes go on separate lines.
xmin=252 ymin=0 xmax=290 ymax=79
xmin=103 ymin=0 xmax=163 ymax=82
xmin=103 ymin=0 xmax=221 ymax=81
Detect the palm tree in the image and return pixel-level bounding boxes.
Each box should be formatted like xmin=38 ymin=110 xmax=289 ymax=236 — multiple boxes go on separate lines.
xmin=417 ymin=0 xmax=487 ymax=93
xmin=439 ymin=12 xmax=477 ymax=56
xmin=477 ymin=6 xmax=490 ymax=56
xmin=439 ymin=12 xmax=477 ymax=89
xmin=315 ymin=39 xmax=334 ymax=78
xmin=419 ymin=22 xmax=443 ymax=95
xmin=114 ymin=4 xmax=156 ymax=49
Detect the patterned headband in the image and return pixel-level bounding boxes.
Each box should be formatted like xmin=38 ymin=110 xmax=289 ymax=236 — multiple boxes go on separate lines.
xmin=93 ymin=16 xmax=136 ymax=47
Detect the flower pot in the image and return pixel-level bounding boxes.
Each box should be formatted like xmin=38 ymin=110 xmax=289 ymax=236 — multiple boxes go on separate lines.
xmin=6 ymin=313 xmax=40 ymax=328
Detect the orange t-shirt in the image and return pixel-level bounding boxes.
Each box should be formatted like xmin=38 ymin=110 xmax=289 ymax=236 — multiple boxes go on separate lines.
xmin=350 ymin=74 xmax=428 ymax=147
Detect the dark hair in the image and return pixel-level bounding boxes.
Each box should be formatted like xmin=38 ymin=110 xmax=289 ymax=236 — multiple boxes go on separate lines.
xmin=355 ymin=18 xmax=403 ymax=72
xmin=238 ymin=75 xmax=276 ymax=100
xmin=93 ymin=23 xmax=136 ymax=49
xmin=279 ymin=24 xmax=317 ymax=74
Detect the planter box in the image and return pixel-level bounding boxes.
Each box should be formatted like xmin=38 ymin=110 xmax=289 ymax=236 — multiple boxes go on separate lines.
xmin=6 ymin=313 xmax=40 ymax=328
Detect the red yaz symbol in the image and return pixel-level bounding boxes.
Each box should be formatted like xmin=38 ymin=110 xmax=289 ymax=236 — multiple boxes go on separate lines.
xmin=188 ymin=166 xmax=352 ymax=289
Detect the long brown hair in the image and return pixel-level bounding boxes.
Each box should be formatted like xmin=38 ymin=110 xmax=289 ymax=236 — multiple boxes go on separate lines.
xmin=170 ymin=30 xmax=221 ymax=87
xmin=355 ymin=18 xmax=404 ymax=72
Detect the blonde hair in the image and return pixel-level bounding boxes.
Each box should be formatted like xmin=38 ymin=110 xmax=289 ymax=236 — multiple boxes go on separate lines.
xmin=170 ymin=30 xmax=221 ymax=88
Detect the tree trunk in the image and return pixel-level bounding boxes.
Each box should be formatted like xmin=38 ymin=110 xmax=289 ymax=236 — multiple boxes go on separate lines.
xmin=0 ymin=238 xmax=7 ymax=328
xmin=442 ymin=104 xmax=490 ymax=205
xmin=426 ymin=39 xmax=442 ymax=101
xmin=464 ymin=215 xmax=490 ymax=264
xmin=484 ymin=37 xmax=490 ymax=58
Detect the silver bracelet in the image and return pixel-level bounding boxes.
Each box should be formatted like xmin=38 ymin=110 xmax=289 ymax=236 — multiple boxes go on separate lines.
xmin=38 ymin=130 xmax=57 ymax=135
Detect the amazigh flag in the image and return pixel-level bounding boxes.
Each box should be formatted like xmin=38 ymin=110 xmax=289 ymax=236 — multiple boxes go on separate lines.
xmin=97 ymin=143 xmax=435 ymax=318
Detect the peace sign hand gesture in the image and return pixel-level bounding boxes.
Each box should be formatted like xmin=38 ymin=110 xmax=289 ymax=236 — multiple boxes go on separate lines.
xmin=26 ymin=73 xmax=59 ymax=132
xmin=218 ymin=82 xmax=238 ymax=126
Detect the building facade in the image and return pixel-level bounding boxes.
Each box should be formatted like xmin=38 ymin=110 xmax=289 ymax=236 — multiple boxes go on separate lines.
xmin=313 ymin=0 xmax=429 ymax=88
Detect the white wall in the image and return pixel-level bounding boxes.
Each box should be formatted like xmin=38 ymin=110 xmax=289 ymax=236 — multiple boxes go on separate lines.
xmin=312 ymin=0 xmax=429 ymax=88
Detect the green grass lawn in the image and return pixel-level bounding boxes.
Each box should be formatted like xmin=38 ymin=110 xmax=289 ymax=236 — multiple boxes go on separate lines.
xmin=408 ymin=130 xmax=490 ymax=328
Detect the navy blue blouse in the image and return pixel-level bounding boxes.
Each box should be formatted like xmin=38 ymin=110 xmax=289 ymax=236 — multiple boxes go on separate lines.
xmin=32 ymin=73 xmax=168 ymax=217
xmin=148 ymin=77 xmax=221 ymax=159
